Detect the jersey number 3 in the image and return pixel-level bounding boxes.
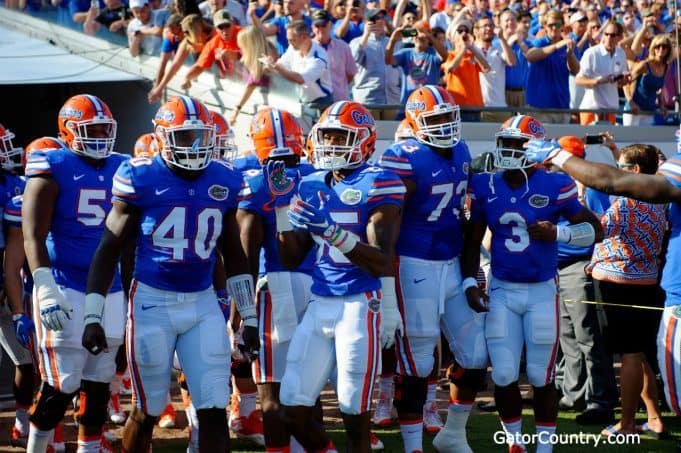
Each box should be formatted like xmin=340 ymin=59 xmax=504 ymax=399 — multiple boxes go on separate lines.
xmin=152 ymin=207 xmax=223 ymax=261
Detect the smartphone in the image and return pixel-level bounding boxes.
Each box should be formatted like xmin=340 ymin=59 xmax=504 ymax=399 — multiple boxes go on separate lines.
xmin=402 ymin=28 xmax=418 ymax=37
xmin=612 ymin=73 xmax=625 ymax=82
xmin=584 ymin=134 xmax=605 ymax=145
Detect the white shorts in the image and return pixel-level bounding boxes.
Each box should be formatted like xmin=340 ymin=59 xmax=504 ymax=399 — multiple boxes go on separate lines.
xmin=485 ymin=275 xmax=559 ymax=387
xmin=254 ymin=272 xmax=311 ymax=384
xmin=279 ymin=290 xmax=381 ymax=415
xmin=0 ymin=296 xmax=35 ymax=367
xmin=658 ymin=304 xmax=681 ymax=415
xmin=127 ymin=280 xmax=230 ymax=416
xmin=396 ymin=256 xmax=487 ymax=377
xmin=33 ymin=286 xmax=125 ymax=394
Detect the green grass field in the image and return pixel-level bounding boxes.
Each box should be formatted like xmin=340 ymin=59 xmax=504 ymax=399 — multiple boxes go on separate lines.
xmin=153 ymin=408 xmax=681 ymax=452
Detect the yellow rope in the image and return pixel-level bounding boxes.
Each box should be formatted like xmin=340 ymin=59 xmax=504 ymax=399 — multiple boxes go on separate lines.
xmin=563 ymin=299 xmax=664 ymax=311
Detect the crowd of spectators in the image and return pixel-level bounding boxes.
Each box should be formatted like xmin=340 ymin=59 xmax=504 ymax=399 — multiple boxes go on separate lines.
xmin=5 ymin=0 xmax=681 ymax=124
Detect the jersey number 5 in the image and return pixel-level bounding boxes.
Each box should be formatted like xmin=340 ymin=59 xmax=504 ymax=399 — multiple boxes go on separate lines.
xmin=152 ymin=207 xmax=223 ymax=261
xmin=77 ymin=189 xmax=107 ymax=226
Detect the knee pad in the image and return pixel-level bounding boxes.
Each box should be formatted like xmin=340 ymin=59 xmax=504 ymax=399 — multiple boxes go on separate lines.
xmin=77 ymin=380 xmax=110 ymax=428
xmin=231 ymin=359 xmax=252 ymax=379
xmin=394 ymin=375 xmax=427 ymax=414
xmin=29 ymin=382 xmax=75 ymax=430
xmin=447 ymin=363 xmax=487 ymax=392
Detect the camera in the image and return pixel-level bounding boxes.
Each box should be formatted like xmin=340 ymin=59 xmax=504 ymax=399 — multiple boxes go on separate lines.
xmin=584 ymin=134 xmax=605 ymax=145
xmin=401 ymin=28 xmax=418 ymax=37
xmin=612 ymin=73 xmax=625 ymax=82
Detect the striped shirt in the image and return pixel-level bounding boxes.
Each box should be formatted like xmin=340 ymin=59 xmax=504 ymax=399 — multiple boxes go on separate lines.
xmin=588 ymin=196 xmax=667 ymax=284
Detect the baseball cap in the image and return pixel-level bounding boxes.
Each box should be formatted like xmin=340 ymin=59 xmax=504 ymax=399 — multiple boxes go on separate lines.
xmin=453 ymin=18 xmax=472 ymax=31
xmin=129 ymin=0 xmax=147 ymax=9
xmin=558 ymin=136 xmax=585 ymax=158
xmin=568 ymin=11 xmax=587 ymax=25
xmin=213 ymin=10 xmax=233 ymax=27
xmin=367 ymin=8 xmax=387 ymax=20
xmin=312 ymin=9 xmax=332 ymax=25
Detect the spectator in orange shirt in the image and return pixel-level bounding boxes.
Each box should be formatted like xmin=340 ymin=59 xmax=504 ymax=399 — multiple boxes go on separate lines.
xmin=180 ymin=10 xmax=241 ymax=90
xmin=441 ymin=18 xmax=490 ymax=121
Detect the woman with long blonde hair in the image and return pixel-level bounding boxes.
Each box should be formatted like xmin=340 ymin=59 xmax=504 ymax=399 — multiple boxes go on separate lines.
xmin=623 ymin=34 xmax=673 ymax=126
xmin=229 ymin=26 xmax=278 ymax=124
xmin=148 ymin=14 xmax=215 ymax=103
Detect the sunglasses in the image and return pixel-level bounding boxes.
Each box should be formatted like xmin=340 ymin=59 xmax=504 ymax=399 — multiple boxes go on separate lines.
xmin=655 ymin=44 xmax=670 ymax=49
xmin=616 ymin=162 xmax=634 ymax=169
xmin=604 ymin=32 xmax=620 ymax=36
xmin=546 ymin=22 xmax=563 ymax=28
xmin=456 ymin=28 xmax=469 ymax=33
xmin=217 ymin=23 xmax=232 ymax=29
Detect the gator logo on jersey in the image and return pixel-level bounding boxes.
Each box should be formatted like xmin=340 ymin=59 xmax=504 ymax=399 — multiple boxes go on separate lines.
xmin=529 ymin=194 xmax=549 ymax=208
xmin=368 ymin=298 xmax=380 ymax=313
xmin=208 ymin=184 xmax=229 ymax=201
xmin=340 ymin=188 xmax=362 ymax=205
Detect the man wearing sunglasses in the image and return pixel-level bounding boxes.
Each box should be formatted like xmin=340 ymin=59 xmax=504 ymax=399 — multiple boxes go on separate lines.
xmin=180 ymin=10 xmax=242 ymax=90
xmin=576 ymin=21 xmax=629 ymax=125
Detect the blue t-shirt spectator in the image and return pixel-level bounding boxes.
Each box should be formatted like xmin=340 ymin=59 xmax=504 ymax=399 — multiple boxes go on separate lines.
xmin=526 ymin=36 xmax=572 ymax=109
xmin=332 ymin=19 xmax=364 ymax=43
xmin=393 ymin=46 xmax=443 ymax=103
xmin=266 ymin=15 xmax=312 ymax=55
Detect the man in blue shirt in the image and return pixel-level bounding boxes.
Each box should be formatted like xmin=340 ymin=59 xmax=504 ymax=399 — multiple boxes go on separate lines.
xmin=385 ymin=21 xmax=448 ymax=107
xmin=249 ymin=0 xmax=311 ymax=54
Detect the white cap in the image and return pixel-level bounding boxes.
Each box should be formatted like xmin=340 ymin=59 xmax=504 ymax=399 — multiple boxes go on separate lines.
xmin=569 ymin=11 xmax=587 ymax=25
xmin=129 ymin=0 xmax=147 ymax=9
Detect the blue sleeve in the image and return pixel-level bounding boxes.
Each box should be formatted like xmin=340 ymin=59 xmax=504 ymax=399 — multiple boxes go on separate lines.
xmin=112 ymin=158 xmax=143 ymax=206
xmin=553 ymin=174 xmax=582 ymax=218
xmin=377 ymin=144 xmax=415 ymax=179
xmin=468 ymin=174 xmax=488 ymax=223
xmin=237 ymin=170 xmax=265 ymax=212
xmin=365 ymin=169 xmax=406 ymax=210
xmin=3 ymin=196 xmax=22 ymax=228
xmin=584 ymin=188 xmax=612 ymax=216
xmin=160 ymin=36 xmax=174 ymax=54
xmin=659 ymin=155 xmax=681 ymax=188
xmin=25 ymin=150 xmax=53 ymax=177
xmin=393 ymin=48 xmax=409 ymax=68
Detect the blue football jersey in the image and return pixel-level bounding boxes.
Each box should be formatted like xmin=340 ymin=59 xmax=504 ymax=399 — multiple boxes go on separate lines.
xmin=25 ymin=150 xmax=128 ymax=292
xmin=0 ymin=173 xmax=24 ymax=250
xmin=239 ymin=163 xmax=316 ymax=274
xmin=233 ymin=154 xmax=261 ymax=172
xmin=296 ymin=165 xmax=406 ymax=297
xmin=4 ymin=195 xmax=34 ymax=294
xmin=112 ymin=155 xmax=244 ymax=292
xmin=377 ymin=139 xmax=471 ymax=260
xmin=658 ymin=155 xmax=681 ymax=305
xmin=469 ymin=170 xmax=583 ymax=283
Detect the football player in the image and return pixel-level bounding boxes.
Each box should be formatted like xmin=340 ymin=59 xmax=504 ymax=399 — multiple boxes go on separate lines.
xmin=377 ymin=85 xmax=484 ymax=453
xmin=276 ymin=101 xmax=405 ymax=452
xmin=211 ymin=110 xmax=239 ymax=162
xmin=236 ymin=107 xmax=313 ymax=451
xmin=2 ymin=135 xmax=63 ymax=448
xmin=23 ymin=95 xmax=129 ymax=452
xmin=81 ymin=95 xmax=258 ymax=453
xmin=464 ymin=115 xmax=603 ymax=453
xmin=132 ymin=133 xmax=159 ymax=159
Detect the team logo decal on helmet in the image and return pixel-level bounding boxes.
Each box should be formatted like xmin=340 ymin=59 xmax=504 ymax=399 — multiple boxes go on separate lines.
xmin=58 ymin=94 xmax=117 ymax=159
xmin=311 ymin=101 xmax=377 ymax=170
xmin=153 ymin=95 xmax=215 ymax=171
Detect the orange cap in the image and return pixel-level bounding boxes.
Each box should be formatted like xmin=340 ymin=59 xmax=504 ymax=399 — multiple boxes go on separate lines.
xmin=557 ymin=135 xmax=585 ymax=158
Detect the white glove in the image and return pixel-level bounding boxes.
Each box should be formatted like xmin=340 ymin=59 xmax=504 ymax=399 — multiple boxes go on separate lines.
xmin=33 ymin=267 xmax=72 ymax=331
xmin=379 ymin=277 xmax=403 ymax=349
